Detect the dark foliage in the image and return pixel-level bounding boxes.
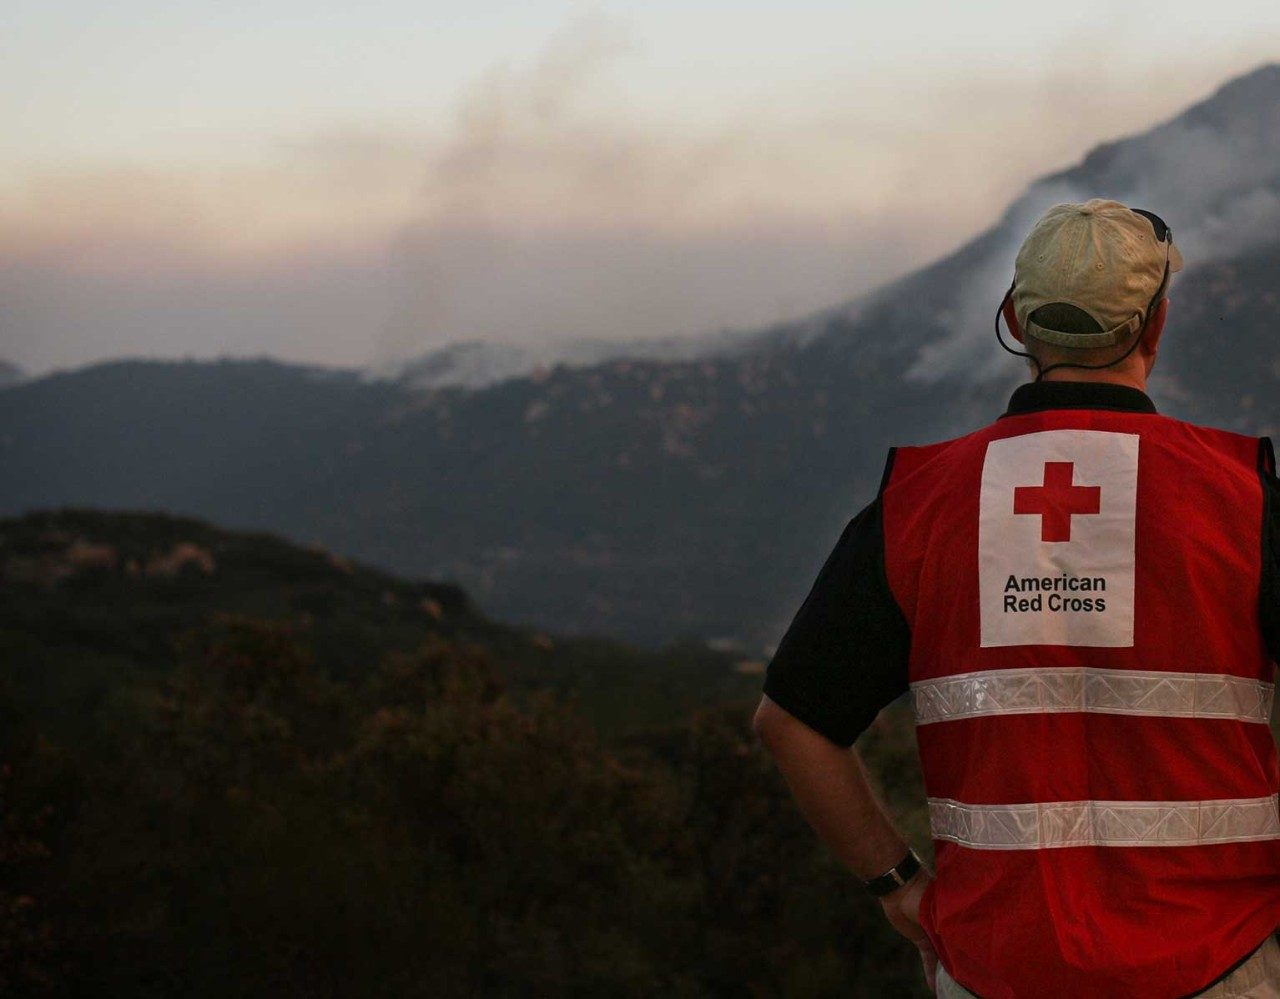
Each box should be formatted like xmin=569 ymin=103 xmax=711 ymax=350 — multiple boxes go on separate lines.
xmin=0 ymin=511 xmax=931 ymax=996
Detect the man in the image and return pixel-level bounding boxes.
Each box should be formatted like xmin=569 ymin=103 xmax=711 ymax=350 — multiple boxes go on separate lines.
xmin=753 ymin=199 xmax=1280 ymax=997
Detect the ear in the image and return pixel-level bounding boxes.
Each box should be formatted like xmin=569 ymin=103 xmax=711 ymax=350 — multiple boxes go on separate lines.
xmin=1002 ymin=294 xmax=1025 ymax=344
xmin=1141 ymin=298 xmax=1168 ymax=357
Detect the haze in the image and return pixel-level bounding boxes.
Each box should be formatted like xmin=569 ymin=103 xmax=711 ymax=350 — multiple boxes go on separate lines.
xmin=2 ymin=1 xmax=1278 ymax=374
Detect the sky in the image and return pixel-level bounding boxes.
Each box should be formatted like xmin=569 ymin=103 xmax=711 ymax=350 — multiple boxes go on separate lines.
xmin=2 ymin=1 xmax=1279 ymax=374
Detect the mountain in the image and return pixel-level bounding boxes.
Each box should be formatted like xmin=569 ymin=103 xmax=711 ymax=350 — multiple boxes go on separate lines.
xmin=3 ymin=65 xmax=1280 ymax=648
xmin=0 ymin=359 xmax=23 ymax=387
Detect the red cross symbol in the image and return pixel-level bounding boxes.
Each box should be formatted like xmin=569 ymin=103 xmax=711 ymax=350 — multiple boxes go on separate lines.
xmin=1013 ymin=461 xmax=1101 ymax=542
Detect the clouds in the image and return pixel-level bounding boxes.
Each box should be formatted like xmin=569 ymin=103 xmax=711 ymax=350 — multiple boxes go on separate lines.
xmin=0 ymin=13 xmax=946 ymax=372
xmin=0 ymin=140 xmax=425 ymax=370
xmin=0 ymin=244 xmax=394 ymax=372
xmin=1 ymin=9 xmax=1276 ymax=375
xmin=0 ymin=143 xmax=425 ymax=273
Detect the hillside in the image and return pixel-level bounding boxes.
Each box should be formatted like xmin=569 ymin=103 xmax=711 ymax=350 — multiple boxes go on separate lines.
xmin=0 ymin=509 xmax=932 ymax=996
xmin=3 ymin=66 xmax=1280 ymax=648
xmin=0 ymin=508 xmax=761 ymax=738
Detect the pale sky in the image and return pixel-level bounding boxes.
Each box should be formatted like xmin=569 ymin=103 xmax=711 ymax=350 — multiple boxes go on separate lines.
xmin=2 ymin=1 xmax=1279 ymax=372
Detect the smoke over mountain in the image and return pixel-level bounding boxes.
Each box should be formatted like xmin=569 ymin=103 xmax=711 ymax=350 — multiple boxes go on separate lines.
xmin=902 ymin=64 xmax=1280 ymax=384
xmin=372 ymin=14 xmax=931 ymax=367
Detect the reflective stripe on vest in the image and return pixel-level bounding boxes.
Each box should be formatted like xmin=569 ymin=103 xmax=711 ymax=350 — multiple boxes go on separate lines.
xmin=911 ymin=666 xmax=1275 ymax=726
xmin=929 ymin=793 xmax=1280 ymax=849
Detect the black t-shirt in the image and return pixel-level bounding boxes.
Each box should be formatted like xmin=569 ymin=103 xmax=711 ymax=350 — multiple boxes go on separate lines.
xmin=762 ymin=380 xmax=1280 ymax=747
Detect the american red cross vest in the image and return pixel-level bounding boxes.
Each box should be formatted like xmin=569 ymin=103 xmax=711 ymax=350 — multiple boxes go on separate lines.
xmin=880 ymin=404 xmax=1280 ymax=998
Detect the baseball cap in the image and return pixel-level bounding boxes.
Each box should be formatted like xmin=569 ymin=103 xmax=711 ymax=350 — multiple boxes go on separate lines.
xmin=1011 ymin=199 xmax=1184 ymax=349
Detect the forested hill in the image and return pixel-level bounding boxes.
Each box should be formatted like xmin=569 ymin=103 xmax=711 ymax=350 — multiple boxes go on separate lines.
xmin=1 ymin=508 xmax=933 ymax=995
xmin=0 ymin=507 xmax=762 ymax=737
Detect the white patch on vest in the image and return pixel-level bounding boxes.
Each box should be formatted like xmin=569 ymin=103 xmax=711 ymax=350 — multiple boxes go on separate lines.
xmin=979 ymin=429 xmax=1139 ymax=647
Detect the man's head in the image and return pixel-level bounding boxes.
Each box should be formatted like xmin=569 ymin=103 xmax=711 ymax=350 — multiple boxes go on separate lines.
xmin=1001 ymin=199 xmax=1183 ymax=383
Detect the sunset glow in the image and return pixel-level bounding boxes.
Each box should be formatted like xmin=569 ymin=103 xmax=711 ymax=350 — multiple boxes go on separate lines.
xmin=3 ymin=1 xmax=1278 ymax=371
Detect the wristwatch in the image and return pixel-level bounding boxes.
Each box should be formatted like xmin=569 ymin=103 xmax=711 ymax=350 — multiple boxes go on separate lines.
xmin=863 ymin=848 xmax=923 ymax=897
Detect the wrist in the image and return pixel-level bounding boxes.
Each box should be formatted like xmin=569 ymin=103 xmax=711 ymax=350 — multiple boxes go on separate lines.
xmin=877 ymin=861 xmax=929 ymax=903
xmin=862 ymin=847 xmax=924 ymax=898
xmin=875 ymin=860 xmax=933 ymax=950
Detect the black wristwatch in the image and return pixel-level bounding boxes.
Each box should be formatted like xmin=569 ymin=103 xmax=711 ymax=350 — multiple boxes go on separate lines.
xmin=863 ymin=848 xmax=923 ymax=897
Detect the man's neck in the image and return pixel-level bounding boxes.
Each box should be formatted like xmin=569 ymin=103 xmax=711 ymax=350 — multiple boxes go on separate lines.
xmin=1036 ymin=368 xmax=1148 ymax=393
xmin=1003 ymin=377 xmax=1158 ymax=418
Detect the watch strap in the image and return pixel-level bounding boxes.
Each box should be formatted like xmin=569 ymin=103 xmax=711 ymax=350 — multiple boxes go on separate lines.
xmin=863 ymin=848 xmax=922 ymax=897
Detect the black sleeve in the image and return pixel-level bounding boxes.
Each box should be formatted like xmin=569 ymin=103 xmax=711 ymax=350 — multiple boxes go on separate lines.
xmin=1258 ymin=437 xmax=1280 ymax=665
xmin=761 ymin=490 xmax=911 ymax=748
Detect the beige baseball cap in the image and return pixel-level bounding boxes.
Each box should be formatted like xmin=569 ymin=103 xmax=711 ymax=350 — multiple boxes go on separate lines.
xmin=1012 ymin=199 xmax=1183 ymax=349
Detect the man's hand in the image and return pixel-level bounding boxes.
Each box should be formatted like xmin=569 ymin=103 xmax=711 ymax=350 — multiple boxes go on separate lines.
xmin=879 ymin=869 xmax=938 ymax=993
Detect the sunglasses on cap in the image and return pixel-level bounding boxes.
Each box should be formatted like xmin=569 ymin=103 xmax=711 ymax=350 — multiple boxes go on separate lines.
xmin=1130 ymin=208 xmax=1173 ymax=245
xmin=1130 ymin=208 xmax=1175 ymax=305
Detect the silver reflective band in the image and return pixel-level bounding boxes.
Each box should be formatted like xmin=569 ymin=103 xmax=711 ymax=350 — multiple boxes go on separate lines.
xmin=911 ymin=667 xmax=1274 ymax=726
xmin=930 ymin=794 xmax=1280 ymax=850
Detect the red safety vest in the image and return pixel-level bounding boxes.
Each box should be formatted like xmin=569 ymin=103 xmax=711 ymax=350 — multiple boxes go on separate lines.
xmin=881 ymin=404 xmax=1280 ymax=998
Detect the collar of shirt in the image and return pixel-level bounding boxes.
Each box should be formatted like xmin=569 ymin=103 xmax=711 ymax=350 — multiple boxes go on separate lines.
xmin=1000 ymin=380 xmax=1158 ymax=419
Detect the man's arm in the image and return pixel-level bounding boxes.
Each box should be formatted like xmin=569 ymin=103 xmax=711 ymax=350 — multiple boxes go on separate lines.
xmin=753 ymin=694 xmax=937 ymax=990
xmin=757 ymin=485 xmax=936 ymax=985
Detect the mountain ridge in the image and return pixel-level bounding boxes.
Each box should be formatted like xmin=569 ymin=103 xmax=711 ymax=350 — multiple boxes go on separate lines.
xmin=4 ymin=64 xmax=1280 ymax=647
